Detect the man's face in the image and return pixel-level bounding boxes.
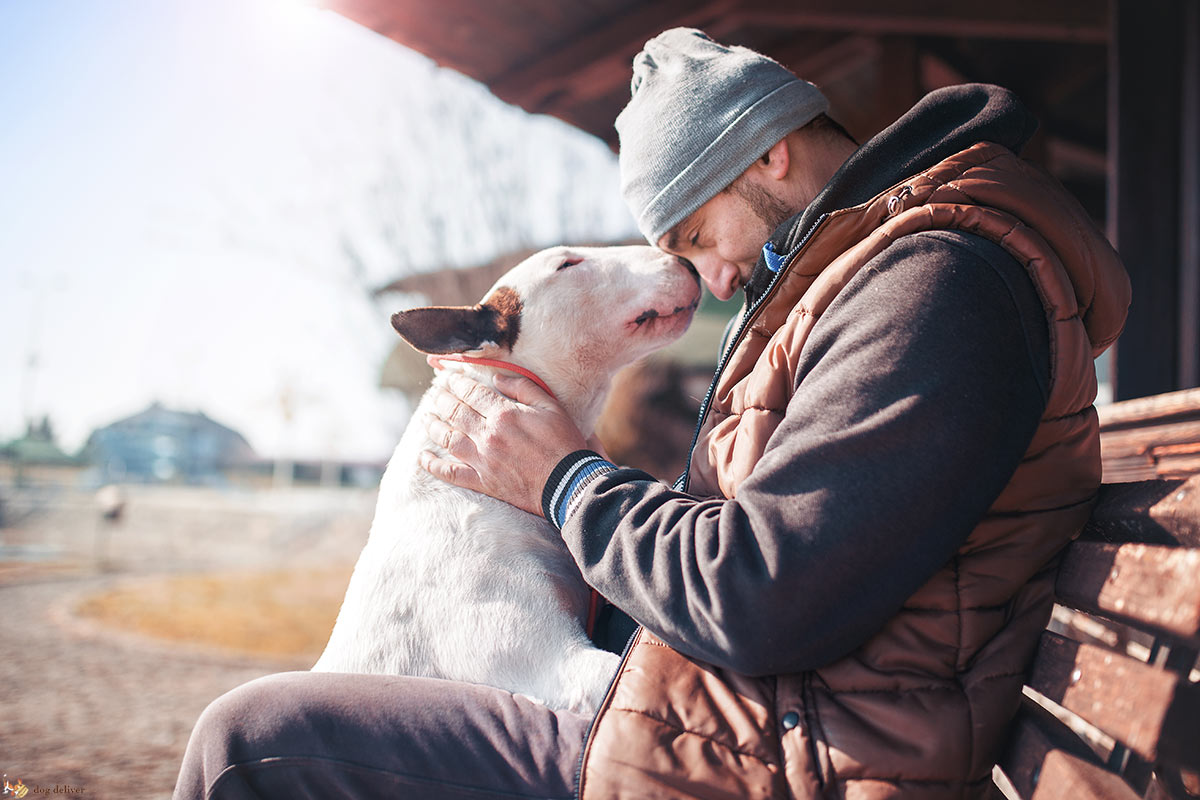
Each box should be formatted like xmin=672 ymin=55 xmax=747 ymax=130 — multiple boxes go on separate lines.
xmin=657 ymin=175 xmax=797 ymax=301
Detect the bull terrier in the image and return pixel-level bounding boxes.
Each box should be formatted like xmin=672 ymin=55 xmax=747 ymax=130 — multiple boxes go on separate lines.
xmin=314 ymin=245 xmax=700 ymax=715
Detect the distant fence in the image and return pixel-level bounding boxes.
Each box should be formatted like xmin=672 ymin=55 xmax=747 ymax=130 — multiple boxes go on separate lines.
xmin=0 ymin=483 xmax=375 ymax=573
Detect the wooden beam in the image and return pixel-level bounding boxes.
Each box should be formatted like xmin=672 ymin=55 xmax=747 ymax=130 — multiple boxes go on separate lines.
xmin=735 ymin=0 xmax=1108 ymax=43
xmin=771 ymin=35 xmax=880 ymax=90
xmin=487 ymin=0 xmax=737 ymax=112
xmin=326 ymin=0 xmax=523 ymax=78
xmin=1108 ymin=0 xmax=1187 ymax=400
xmin=484 ymin=0 xmax=1110 ymax=114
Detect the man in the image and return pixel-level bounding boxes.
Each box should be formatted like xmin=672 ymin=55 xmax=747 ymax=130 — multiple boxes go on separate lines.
xmin=419 ymin=28 xmax=1130 ymax=799
xmin=176 ymin=28 xmax=1129 ymax=800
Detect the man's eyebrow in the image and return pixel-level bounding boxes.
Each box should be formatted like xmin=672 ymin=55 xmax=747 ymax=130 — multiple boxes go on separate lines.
xmin=663 ymin=227 xmax=681 ymax=252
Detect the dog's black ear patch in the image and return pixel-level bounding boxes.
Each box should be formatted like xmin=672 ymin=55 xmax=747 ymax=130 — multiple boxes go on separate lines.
xmin=481 ymin=287 xmax=521 ymax=350
xmin=391 ymin=287 xmax=522 ymax=354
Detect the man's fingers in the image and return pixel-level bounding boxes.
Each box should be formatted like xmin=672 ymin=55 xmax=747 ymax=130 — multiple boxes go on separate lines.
xmin=423 ymin=413 xmax=478 ymax=462
xmin=430 ymin=386 xmax=484 ymax=429
xmin=431 ymin=367 xmax=558 ymax=414
xmin=419 ymin=450 xmax=483 ymax=493
xmin=492 ymin=373 xmax=558 ymax=409
xmin=442 ymin=371 xmax=508 ymax=415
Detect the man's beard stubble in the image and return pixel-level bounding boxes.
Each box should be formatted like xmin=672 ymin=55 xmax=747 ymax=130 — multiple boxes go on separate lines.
xmin=730 ymin=177 xmax=796 ymax=235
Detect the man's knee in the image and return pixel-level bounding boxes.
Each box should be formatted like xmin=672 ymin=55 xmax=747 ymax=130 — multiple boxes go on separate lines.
xmin=176 ymin=672 xmax=310 ymax=799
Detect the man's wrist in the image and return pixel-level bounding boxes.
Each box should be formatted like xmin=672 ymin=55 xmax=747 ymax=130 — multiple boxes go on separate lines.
xmin=541 ymin=450 xmax=618 ymax=530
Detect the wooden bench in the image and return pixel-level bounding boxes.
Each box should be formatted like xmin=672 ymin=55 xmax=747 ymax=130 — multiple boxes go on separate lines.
xmin=994 ymin=388 xmax=1200 ymax=800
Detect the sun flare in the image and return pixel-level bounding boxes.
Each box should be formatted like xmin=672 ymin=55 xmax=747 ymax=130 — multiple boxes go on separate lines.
xmin=256 ymin=0 xmax=326 ymax=41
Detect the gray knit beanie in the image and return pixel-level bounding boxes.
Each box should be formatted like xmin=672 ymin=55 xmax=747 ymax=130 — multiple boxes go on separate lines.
xmin=616 ymin=28 xmax=829 ymax=245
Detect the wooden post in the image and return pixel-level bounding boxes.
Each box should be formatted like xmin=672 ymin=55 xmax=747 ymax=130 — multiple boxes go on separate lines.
xmin=876 ymin=37 xmax=920 ymax=132
xmin=1108 ymin=0 xmax=1187 ymax=400
xmin=1180 ymin=0 xmax=1200 ymax=389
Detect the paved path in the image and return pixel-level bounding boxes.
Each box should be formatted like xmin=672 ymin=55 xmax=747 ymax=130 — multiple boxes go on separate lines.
xmin=0 ymin=569 xmax=290 ymax=800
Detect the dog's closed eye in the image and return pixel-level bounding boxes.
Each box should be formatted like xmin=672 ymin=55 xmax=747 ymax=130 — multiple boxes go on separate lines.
xmin=557 ymin=257 xmax=584 ymax=271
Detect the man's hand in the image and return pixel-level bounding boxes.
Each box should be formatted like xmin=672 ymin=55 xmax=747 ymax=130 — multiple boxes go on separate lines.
xmin=420 ymin=365 xmax=589 ymax=516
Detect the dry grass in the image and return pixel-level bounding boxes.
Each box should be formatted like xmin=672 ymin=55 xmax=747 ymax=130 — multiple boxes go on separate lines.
xmin=74 ymin=565 xmax=354 ymax=660
xmin=0 ymin=560 xmax=89 ymax=584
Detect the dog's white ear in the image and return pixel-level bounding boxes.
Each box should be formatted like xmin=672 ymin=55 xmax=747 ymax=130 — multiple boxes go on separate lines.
xmin=391 ymin=288 xmax=521 ymax=355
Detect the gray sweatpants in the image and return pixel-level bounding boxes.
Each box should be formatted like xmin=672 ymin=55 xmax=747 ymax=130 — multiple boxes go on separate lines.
xmin=174 ymin=671 xmax=590 ymax=799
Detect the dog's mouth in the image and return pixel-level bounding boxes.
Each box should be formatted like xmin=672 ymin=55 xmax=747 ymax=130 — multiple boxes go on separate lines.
xmin=630 ymin=293 xmax=701 ymax=331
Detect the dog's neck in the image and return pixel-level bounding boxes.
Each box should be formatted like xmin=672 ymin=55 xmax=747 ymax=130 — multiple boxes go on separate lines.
xmin=436 ymin=354 xmax=556 ymax=400
xmin=434 ymin=358 xmax=611 ymax=437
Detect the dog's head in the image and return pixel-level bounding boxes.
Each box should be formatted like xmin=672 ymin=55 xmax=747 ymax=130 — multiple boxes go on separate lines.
xmin=392 ymin=245 xmax=701 ymax=424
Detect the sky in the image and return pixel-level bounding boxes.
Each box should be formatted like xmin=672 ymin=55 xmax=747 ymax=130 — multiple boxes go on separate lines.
xmin=0 ymin=0 xmax=637 ymax=463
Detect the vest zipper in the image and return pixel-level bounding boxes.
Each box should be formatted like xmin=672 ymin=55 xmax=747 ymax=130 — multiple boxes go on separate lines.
xmin=577 ymin=215 xmax=828 ymax=793
xmin=573 ymin=627 xmax=641 ymax=799
xmin=676 ymin=213 xmax=831 ymax=492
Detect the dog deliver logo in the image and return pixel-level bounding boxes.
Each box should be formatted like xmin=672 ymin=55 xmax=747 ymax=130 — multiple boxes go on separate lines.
xmin=2 ymin=775 xmax=29 ymax=798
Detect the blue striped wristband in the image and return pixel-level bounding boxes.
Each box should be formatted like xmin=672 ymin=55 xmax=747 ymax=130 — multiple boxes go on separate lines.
xmin=541 ymin=450 xmax=617 ymax=530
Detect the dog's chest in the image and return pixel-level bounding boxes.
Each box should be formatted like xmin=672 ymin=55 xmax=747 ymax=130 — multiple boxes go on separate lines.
xmin=343 ymin=444 xmax=584 ymax=624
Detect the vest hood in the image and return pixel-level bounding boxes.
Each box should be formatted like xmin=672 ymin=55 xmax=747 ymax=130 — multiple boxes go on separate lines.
xmin=747 ymin=84 xmax=1129 ymax=357
xmin=747 ymin=84 xmax=1038 ymax=302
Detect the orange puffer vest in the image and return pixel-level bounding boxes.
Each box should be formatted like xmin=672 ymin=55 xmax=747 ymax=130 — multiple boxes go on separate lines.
xmin=578 ymin=142 xmax=1130 ymax=799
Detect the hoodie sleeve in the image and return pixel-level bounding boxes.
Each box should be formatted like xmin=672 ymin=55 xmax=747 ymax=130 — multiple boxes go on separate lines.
xmin=544 ymin=231 xmax=1051 ymax=675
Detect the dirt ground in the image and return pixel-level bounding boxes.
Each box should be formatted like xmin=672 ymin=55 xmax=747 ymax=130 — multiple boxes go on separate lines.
xmin=0 ymin=569 xmax=285 ymax=799
xmin=0 ymin=484 xmax=375 ymax=800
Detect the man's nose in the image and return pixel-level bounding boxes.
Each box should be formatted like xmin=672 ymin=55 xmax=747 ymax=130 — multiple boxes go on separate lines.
xmin=689 ymin=253 xmax=722 ymax=283
xmin=693 ymin=259 xmax=736 ymax=300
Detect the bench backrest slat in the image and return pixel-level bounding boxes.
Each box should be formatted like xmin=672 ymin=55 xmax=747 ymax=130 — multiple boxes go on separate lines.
xmin=1100 ymin=422 xmax=1200 ymax=482
xmin=1001 ymin=697 xmax=1142 ymax=800
xmin=1098 ymin=388 xmax=1200 ymax=482
xmin=1082 ymin=475 xmax=1200 ymax=548
xmin=1025 ymin=631 xmax=1200 ymax=771
xmin=997 ymin=393 xmax=1200 ymax=799
xmin=1054 ymin=540 xmax=1200 ymax=645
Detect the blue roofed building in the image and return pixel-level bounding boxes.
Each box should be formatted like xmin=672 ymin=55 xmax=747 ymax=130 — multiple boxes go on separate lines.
xmin=83 ymin=402 xmax=256 ymax=484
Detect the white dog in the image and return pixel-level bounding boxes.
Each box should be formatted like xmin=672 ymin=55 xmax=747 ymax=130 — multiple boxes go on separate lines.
xmin=313 ymin=245 xmax=700 ymax=715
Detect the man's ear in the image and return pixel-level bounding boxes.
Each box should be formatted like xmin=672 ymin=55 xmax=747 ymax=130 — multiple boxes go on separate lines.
xmin=391 ymin=288 xmax=521 ymax=355
xmin=755 ymin=137 xmax=791 ymax=181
